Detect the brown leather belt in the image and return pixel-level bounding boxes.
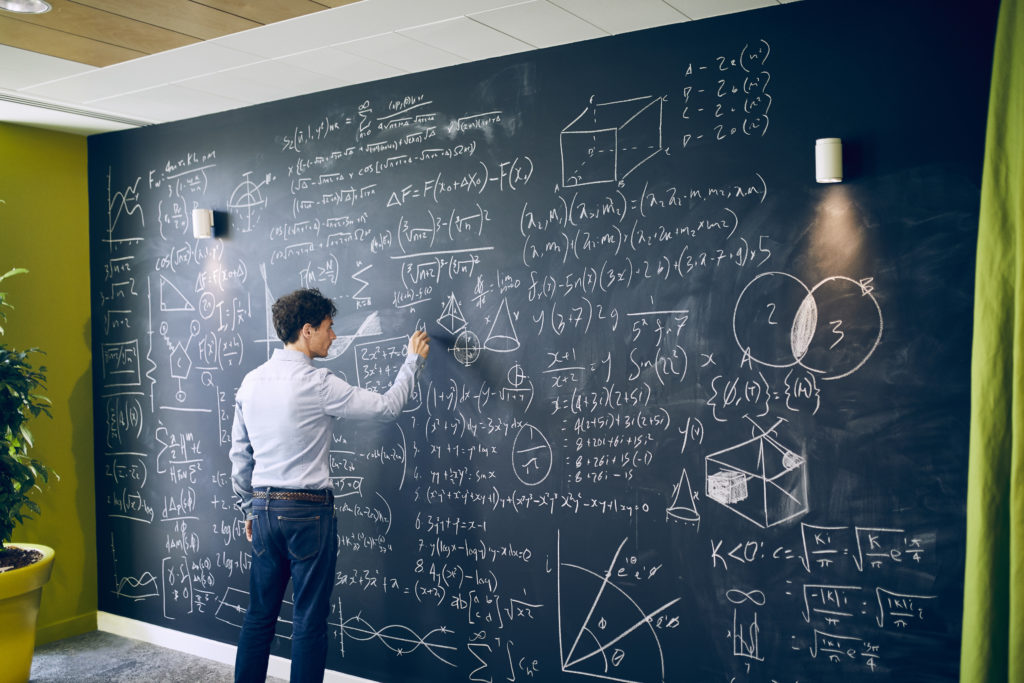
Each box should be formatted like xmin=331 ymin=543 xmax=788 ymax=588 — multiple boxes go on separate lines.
xmin=253 ymin=489 xmax=332 ymax=504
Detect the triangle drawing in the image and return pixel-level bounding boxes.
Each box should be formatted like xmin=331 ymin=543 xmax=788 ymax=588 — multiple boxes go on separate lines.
xmin=159 ymin=274 xmax=194 ymax=312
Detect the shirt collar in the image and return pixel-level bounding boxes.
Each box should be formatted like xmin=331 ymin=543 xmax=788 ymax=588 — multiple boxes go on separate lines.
xmin=272 ymin=348 xmax=312 ymax=365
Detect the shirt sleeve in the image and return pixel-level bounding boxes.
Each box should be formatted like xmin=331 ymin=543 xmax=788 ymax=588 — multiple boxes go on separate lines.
xmin=321 ymin=352 xmax=424 ymax=421
xmin=228 ymin=398 xmax=256 ymax=520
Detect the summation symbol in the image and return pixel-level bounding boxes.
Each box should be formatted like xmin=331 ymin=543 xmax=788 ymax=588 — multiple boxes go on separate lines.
xmin=335 ymin=601 xmax=457 ymax=666
xmin=352 ymin=264 xmax=372 ymax=308
xmin=558 ymin=532 xmax=680 ymax=682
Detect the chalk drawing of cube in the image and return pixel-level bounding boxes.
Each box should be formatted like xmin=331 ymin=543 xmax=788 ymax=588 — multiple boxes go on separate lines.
xmin=705 ymin=430 xmax=808 ymax=528
xmin=561 ymin=95 xmax=664 ymax=187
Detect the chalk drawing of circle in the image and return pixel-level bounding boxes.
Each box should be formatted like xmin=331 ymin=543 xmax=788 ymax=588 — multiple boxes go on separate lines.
xmin=733 ymin=272 xmax=811 ymax=368
xmin=794 ymin=276 xmax=883 ymax=381
xmin=453 ymin=330 xmax=481 ymax=367
xmin=507 ymin=363 xmax=528 ymax=388
xmin=512 ymin=424 xmax=552 ymax=486
xmin=199 ymin=291 xmax=216 ymax=319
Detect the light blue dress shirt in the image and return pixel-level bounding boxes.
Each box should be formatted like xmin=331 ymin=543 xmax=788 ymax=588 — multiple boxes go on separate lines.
xmin=229 ymin=347 xmax=423 ymax=519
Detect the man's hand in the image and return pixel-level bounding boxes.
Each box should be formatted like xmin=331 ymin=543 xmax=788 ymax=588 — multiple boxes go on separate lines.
xmin=246 ymin=519 xmax=253 ymax=542
xmin=409 ymin=330 xmax=430 ymax=359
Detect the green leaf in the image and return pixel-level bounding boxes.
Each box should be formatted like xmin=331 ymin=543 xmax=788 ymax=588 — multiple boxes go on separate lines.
xmin=0 ymin=268 xmax=54 ymax=546
xmin=0 ymin=267 xmax=29 ymax=285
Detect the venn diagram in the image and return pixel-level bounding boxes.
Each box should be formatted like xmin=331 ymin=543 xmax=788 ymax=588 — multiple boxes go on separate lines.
xmin=732 ymin=272 xmax=882 ymax=381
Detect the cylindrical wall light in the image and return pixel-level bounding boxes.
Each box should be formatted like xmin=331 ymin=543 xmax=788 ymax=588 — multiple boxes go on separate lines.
xmin=815 ymin=137 xmax=843 ymax=183
xmin=192 ymin=208 xmax=214 ymax=238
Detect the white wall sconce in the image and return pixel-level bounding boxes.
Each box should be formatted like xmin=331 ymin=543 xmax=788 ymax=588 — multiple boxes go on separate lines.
xmin=815 ymin=138 xmax=843 ymax=183
xmin=192 ymin=208 xmax=214 ymax=239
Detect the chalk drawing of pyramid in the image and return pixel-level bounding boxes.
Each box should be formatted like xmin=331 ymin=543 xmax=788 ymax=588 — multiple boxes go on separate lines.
xmin=438 ymin=293 xmax=467 ymax=335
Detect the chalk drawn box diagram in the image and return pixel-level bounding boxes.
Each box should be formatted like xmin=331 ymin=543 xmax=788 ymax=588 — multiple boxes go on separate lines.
xmin=101 ymin=339 xmax=141 ymax=387
xmin=705 ymin=426 xmax=807 ymax=528
xmin=561 ymin=95 xmax=664 ymax=187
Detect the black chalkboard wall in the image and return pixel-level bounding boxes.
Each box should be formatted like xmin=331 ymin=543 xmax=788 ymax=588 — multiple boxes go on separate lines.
xmin=88 ymin=0 xmax=999 ymax=680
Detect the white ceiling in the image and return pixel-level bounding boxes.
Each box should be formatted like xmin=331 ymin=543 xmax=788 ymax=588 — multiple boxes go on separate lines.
xmin=0 ymin=0 xmax=796 ymax=136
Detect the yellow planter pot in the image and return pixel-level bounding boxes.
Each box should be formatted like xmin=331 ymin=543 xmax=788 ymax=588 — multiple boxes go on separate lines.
xmin=0 ymin=543 xmax=55 ymax=683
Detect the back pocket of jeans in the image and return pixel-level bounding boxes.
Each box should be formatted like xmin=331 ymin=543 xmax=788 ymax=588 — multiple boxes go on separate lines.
xmin=278 ymin=515 xmax=320 ymax=561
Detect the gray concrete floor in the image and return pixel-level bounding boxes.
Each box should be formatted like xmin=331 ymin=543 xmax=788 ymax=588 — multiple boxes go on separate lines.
xmin=30 ymin=630 xmax=287 ymax=682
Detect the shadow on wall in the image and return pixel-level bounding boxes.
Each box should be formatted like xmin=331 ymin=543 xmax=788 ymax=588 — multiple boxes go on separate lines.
xmin=63 ymin=318 xmax=98 ymax=627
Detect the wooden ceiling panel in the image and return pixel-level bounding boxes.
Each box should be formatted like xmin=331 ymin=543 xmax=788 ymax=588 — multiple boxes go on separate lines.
xmin=198 ymin=0 xmax=333 ymax=26
xmin=0 ymin=14 xmax=144 ymax=66
xmin=0 ymin=0 xmax=366 ymax=68
xmin=74 ymin=0 xmax=261 ymax=40
xmin=6 ymin=0 xmax=197 ymax=53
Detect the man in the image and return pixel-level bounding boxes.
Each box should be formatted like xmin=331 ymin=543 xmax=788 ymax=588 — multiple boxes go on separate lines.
xmin=229 ymin=288 xmax=429 ymax=682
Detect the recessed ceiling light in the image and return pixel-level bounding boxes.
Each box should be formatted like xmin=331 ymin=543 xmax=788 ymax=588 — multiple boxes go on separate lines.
xmin=0 ymin=0 xmax=52 ymax=14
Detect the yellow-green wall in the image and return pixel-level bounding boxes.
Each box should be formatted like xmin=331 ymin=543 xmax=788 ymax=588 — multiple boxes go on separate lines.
xmin=0 ymin=122 xmax=96 ymax=644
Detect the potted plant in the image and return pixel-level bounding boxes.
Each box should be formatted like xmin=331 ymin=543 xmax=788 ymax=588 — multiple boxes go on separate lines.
xmin=0 ymin=265 xmax=55 ymax=681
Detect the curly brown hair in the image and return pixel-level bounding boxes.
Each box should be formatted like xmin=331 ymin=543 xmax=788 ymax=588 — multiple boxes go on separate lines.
xmin=271 ymin=288 xmax=337 ymax=343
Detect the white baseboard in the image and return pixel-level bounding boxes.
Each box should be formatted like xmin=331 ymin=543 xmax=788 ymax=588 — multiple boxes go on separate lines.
xmin=97 ymin=612 xmax=378 ymax=683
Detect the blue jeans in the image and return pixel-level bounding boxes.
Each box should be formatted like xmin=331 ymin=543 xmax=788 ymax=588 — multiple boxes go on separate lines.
xmin=234 ymin=490 xmax=337 ymax=682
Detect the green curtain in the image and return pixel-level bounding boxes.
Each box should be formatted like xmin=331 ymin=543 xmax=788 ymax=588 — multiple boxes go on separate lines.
xmin=961 ymin=0 xmax=1024 ymax=680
